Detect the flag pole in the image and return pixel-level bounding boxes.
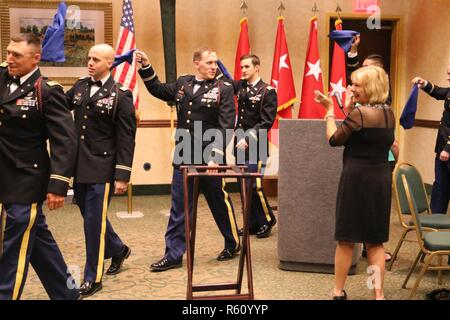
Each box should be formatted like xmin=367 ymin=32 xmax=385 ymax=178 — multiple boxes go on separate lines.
xmin=114 ymin=0 xmax=143 ymax=219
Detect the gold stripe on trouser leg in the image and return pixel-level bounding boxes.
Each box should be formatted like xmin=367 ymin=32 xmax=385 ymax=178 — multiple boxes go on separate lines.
xmin=256 ymin=161 xmax=271 ymax=222
xmin=0 ymin=204 xmax=5 ymax=255
xmin=12 ymin=203 xmax=38 ymax=300
xmin=95 ymin=183 xmax=110 ymax=284
xmin=221 ymin=179 xmax=239 ymax=249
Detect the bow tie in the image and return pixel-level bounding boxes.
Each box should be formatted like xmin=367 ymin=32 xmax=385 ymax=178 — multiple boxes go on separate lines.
xmin=193 ymin=79 xmax=205 ymax=86
xmin=243 ymin=81 xmax=254 ymax=89
xmin=88 ymin=79 xmax=103 ymax=87
xmin=8 ymin=76 xmax=21 ymax=86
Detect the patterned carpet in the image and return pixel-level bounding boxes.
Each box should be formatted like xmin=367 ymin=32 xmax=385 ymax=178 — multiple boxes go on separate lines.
xmin=18 ymin=193 xmax=449 ymax=300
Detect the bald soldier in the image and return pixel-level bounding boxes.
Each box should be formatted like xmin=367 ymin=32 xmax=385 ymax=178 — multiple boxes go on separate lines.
xmin=66 ymin=44 xmax=137 ymax=298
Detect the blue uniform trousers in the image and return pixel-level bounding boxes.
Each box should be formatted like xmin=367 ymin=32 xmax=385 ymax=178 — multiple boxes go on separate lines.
xmin=73 ymin=183 xmax=124 ymax=283
xmin=164 ymin=168 xmax=240 ymax=261
xmin=0 ymin=203 xmax=79 ymax=300
xmin=241 ymin=161 xmax=275 ymax=231
xmin=430 ymin=157 xmax=450 ymax=214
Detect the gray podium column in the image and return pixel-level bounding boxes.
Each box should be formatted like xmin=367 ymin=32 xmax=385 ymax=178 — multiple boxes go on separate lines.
xmin=278 ymin=119 xmax=360 ymax=274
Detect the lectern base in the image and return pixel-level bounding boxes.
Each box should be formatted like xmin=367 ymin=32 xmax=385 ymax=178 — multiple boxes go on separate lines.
xmin=278 ymin=261 xmax=358 ymax=275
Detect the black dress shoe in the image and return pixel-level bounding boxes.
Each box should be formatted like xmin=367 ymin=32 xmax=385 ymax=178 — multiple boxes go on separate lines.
xmin=217 ymin=246 xmax=241 ymax=261
xmin=238 ymin=227 xmax=257 ymax=236
xmin=78 ymin=281 xmax=102 ymax=298
xmin=106 ymin=245 xmax=131 ymax=275
xmin=150 ymin=257 xmax=182 ymax=272
xmin=332 ymin=290 xmax=347 ymax=300
xmin=256 ymin=219 xmax=277 ymax=238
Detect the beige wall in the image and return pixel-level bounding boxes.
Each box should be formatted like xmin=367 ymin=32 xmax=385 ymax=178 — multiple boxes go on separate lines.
xmin=400 ymin=0 xmax=450 ymax=184
xmin=2 ymin=0 xmax=449 ymax=185
xmin=127 ymin=0 xmax=413 ymax=185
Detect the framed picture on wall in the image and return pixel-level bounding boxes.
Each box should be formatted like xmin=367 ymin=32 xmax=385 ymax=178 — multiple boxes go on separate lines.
xmin=0 ymin=0 xmax=112 ymax=85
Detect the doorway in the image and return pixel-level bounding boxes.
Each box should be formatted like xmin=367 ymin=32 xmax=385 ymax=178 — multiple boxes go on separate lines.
xmin=327 ymin=15 xmax=401 ymax=115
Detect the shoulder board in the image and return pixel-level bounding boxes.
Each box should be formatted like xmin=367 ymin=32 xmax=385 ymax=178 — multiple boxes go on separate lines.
xmin=46 ymin=80 xmax=63 ymax=87
xmin=119 ymin=86 xmax=129 ymax=92
xmin=0 ymin=61 xmax=7 ymax=68
xmin=223 ymin=82 xmax=231 ymax=86
xmin=267 ymin=86 xmax=275 ymax=91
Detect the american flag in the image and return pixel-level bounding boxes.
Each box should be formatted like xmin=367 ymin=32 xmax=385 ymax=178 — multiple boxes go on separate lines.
xmin=113 ymin=0 xmax=139 ymax=108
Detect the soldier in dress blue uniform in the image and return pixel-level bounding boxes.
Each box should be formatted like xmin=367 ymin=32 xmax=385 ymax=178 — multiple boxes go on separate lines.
xmin=0 ymin=34 xmax=79 ymax=300
xmin=66 ymin=44 xmax=137 ymax=297
xmin=232 ymin=54 xmax=278 ymax=238
xmin=413 ymin=67 xmax=450 ymax=214
xmin=136 ymin=47 xmax=240 ymax=272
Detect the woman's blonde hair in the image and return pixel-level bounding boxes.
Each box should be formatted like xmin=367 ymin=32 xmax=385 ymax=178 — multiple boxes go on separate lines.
xmin=351 ymin=66 xmax=390 ymax=105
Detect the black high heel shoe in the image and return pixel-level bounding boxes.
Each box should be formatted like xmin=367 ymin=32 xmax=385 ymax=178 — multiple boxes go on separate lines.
xmin=333 ymin=290 xmax=347 ymax=300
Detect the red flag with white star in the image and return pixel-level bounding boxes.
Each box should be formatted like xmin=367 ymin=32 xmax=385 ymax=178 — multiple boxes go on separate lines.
xmin=329 ymin=19 xmax=347 ymax=119
xmin=234 ymin=17 xmax=251 ymax=81
xmin=270 ymin=16 xmax=297 ymax=146
xmin=298 ymin=16 xmax=324 ymax=119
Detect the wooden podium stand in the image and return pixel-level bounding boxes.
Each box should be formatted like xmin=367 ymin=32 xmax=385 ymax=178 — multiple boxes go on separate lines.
xmin=181 ymin=165 xmax=261 ymax=300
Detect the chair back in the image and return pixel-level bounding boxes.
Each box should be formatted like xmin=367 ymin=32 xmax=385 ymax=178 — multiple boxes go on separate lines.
xmin=393 ymin=163 xmax=430 ymax=216
xmin=402 ymin=174 xmax=426 ymax=251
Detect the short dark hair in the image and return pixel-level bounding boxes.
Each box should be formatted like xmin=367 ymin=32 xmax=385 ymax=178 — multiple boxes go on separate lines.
xmin=365 ymin=54 xmax=384 ymax=68
xmin=11 ymin=33 xmax=42 ymax=53
xmin=240 ymin=54 xmax=260 ymax=66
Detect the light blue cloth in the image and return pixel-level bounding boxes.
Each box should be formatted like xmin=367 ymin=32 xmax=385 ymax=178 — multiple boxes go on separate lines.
xmin=388 ymin=150 xmax=395 ymax=162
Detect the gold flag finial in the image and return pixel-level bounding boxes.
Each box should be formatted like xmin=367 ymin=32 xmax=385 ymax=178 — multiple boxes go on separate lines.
xmin=312 ymin=2 xmax=319 ymax=15
xmin=240 ymin=0 xmax=248 ymax=16
xmin=278 ymin=1 xmax=286 ymax=16
xmin=336 ymin=3 xmax=342 ymax=19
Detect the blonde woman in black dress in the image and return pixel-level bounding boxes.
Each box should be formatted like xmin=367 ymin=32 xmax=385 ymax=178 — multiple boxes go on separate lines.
xmin=315 ymin=66 xmax=395 ymax=300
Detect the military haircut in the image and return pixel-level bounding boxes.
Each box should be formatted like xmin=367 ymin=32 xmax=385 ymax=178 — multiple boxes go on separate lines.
xmin=11 ymin=33 xmax=42 ymax=53
xmin=365 ymin=54 xmax=385 ymax=69
xmin=240 ymin=54 xmax=260 ymax=67
xmin=193 ymin=47 xmax=215 ymax=62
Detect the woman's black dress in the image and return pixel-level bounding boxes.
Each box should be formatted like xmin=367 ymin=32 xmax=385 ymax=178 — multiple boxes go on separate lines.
xmin=331 ymin=105 xmax=395 ymax=244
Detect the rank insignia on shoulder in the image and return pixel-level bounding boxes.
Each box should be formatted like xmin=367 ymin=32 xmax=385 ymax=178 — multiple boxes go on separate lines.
xmin=119 ymin=86 xmax=129 ymax=91
xmin=46 ymin=80 xmax=62 ymax=87
xmin=223 ymin=82 xmax=231 ymax=86
xmin=0 ymin=61 xmax=7 ymax=68
xmin=267 ymin=86 xmax=275 ymax=90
